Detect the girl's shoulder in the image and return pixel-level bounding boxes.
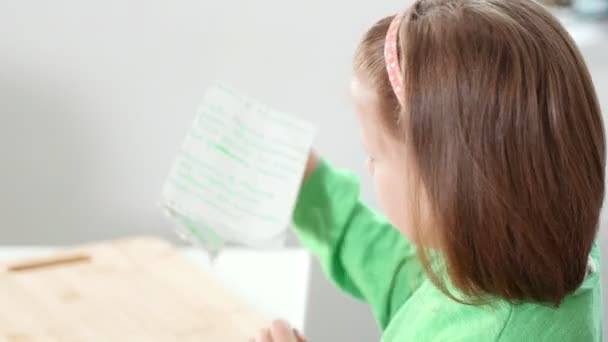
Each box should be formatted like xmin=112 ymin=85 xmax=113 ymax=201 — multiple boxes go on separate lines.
xmin=382 ymin=245 xmax=602 ymax=342
xmin=382 ymin=279 xmax=510 ymax=342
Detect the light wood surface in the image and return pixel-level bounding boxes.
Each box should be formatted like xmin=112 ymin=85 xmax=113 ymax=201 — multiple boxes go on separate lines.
xmin=0 ymin=237 xmax=267 ymax=341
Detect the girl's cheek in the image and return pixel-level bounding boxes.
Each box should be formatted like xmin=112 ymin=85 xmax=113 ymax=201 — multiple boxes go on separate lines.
xmin=373 ymin=162 xmax=415 ymax=240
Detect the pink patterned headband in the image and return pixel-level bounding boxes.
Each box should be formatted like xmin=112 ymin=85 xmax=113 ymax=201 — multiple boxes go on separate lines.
xmin=384 ymin=12 xmax=406 ymax=106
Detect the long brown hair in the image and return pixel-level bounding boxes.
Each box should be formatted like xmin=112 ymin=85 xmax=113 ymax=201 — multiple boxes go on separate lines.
xmin=355 ymin=0 xmax=605 ymax=305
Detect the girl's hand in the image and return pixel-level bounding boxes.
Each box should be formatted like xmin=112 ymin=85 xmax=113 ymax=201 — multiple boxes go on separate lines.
xmin=302 ymin=151 xmax=319 ymax=183
xmin=251 ymin=320 xmax=308 ymax=342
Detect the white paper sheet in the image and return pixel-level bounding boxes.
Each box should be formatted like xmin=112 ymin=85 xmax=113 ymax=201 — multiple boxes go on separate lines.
xmin=162 ymin=84 xmax=316 ymax=248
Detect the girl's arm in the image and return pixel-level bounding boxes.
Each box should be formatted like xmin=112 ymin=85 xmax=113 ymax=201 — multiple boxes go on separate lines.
xmin=292 ymin=153 xmax=425 ymax=328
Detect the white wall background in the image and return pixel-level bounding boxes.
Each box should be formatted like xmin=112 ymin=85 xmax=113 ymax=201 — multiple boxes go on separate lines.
xmin=0 ymin=1 xmax=607 ymax=341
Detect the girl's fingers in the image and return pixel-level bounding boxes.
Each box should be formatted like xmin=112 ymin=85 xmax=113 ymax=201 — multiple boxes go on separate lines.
xmin=269 ymin=320 xmax=297 ymax=342
xmin=293 ymin=328 xmax=308 ymax=342
xmin=255 ymin=328 xmax=273 ymax=342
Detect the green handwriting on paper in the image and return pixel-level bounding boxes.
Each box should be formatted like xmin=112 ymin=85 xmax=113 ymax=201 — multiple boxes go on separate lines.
xmin=163 ymin=84 xmax=316 ymax=242
xmin=208 ymin=142 xmax=248 ymax=166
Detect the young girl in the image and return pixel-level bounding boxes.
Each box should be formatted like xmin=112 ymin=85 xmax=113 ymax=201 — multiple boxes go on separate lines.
xmin=254 ymin=0 xmax=605 ymax=341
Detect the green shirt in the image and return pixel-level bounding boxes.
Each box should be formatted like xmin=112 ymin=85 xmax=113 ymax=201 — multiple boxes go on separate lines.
xmin=292 ymin=160 xmax=602 ymax=341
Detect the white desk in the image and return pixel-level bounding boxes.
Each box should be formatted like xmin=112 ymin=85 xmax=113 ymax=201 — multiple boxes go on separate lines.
xmin=0 ymin=246 xmax=311 ymax=331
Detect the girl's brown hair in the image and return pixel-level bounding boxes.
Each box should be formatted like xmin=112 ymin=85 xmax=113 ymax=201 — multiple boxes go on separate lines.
xmin=355 ymin=0 xmax=605 ymax=305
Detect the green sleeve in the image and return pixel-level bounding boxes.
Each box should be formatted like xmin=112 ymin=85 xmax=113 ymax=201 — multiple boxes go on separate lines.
xmin=292 ymin=160 xmax=425 ymax=328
